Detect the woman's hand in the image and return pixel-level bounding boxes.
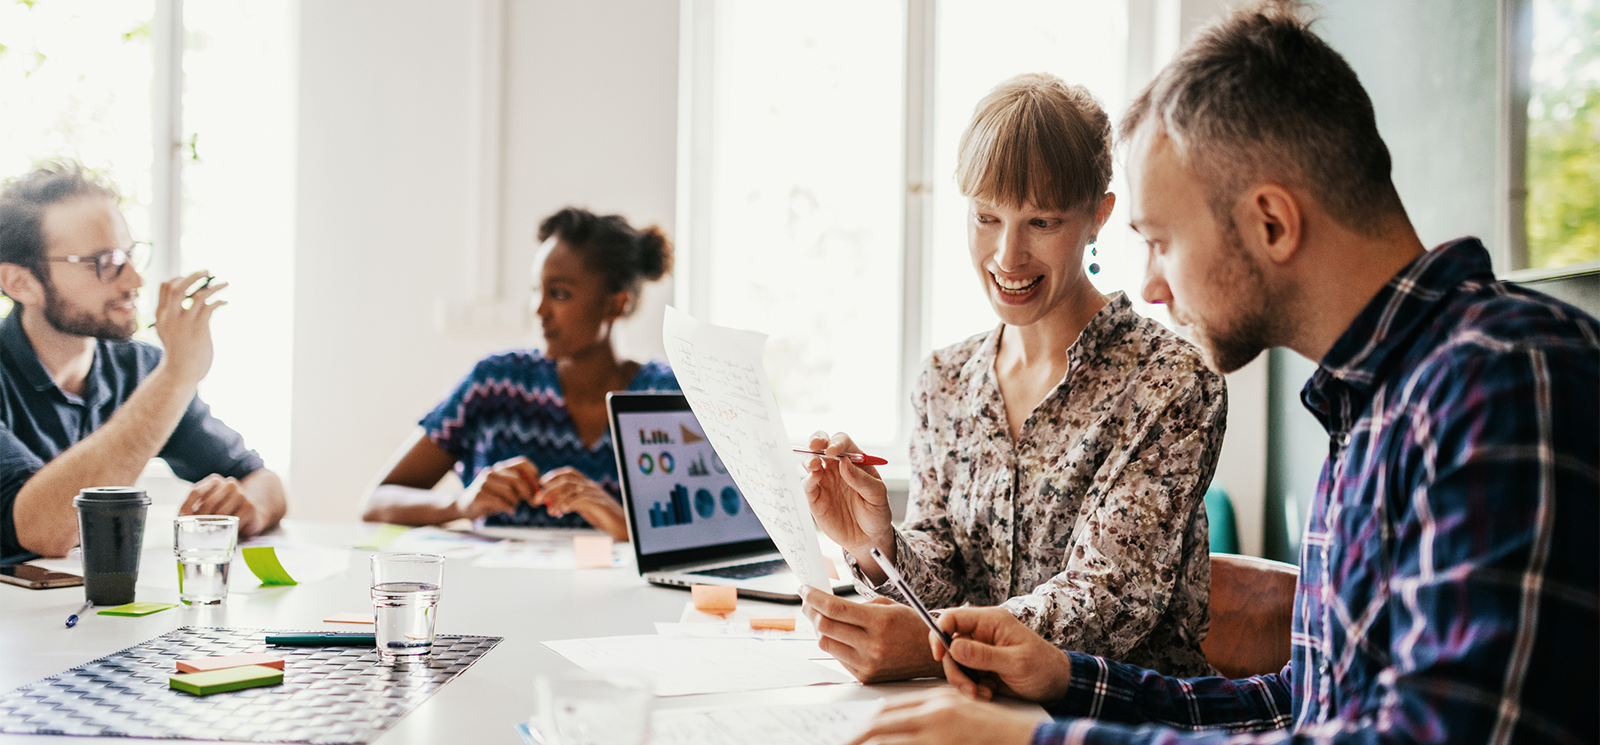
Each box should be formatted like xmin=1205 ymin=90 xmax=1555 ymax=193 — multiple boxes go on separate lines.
xmin=536 ymin=467 xmax=630 ymax=542
xmin=800 ymin=431 xmax=895 ymax=578
xmin=456 ymin=456 xmax=540 ymax=521
xmin=932 ymin=607 xmax=1075 ymax=704
xmin=844 ymin=689 xmax=1040 ymax=745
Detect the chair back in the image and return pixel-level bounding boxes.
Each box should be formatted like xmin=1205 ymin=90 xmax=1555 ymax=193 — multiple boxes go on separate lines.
xmin=1201 ymin=553 xmax=1299 ymax=679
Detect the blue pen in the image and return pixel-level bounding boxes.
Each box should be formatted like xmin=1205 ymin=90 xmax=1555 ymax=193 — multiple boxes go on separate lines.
xmin=65 ymin=601 xmax=92 ymax=628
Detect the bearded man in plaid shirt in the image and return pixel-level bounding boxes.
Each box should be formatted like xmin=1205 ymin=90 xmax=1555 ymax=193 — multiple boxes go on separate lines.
xmin=845 ymin=1 xmax=1598 ymax=744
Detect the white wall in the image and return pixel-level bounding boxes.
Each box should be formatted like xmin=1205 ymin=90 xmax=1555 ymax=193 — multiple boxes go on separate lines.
xmin=290 ymin=0 xmax=679 ymax=521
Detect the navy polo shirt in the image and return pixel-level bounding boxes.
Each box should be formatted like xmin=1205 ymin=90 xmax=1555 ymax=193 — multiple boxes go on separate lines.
xmin=0 ymin=309 xmax=264 ymax=561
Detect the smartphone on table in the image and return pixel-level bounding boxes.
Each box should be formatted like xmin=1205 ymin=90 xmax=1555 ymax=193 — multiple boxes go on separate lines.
xmin=0 ymin=564 xmax=84 ymax=589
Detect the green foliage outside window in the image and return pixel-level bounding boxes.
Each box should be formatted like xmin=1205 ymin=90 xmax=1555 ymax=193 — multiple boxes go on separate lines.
xmin=1526 ymin=0 xmax=1600 ymax=269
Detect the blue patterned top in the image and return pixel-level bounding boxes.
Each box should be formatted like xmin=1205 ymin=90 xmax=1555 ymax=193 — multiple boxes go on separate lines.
xmin=420 ymin=351 xmax=679 ymax=528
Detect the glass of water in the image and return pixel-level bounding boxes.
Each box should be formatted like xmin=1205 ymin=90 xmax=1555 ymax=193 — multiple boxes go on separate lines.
xmin=533 ymin=671 xmax=653 ymax=745
xmin=370 ymin=553 xmax=444 ymax=664
xmin=173 ymin=515 xmax=239 ymax=605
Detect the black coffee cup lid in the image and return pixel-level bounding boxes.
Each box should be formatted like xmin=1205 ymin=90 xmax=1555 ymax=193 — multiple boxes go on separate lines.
xmin=73 ymin=487 xmax=152 ymax=505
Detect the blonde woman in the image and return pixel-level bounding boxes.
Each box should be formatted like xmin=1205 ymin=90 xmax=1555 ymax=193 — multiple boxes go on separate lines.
xmin=801 ymin=73 xmax=1227 ymax=681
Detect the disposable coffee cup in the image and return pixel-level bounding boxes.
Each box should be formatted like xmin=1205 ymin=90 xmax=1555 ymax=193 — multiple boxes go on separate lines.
xmin=74 ymin=487 xmax=153 ymax=605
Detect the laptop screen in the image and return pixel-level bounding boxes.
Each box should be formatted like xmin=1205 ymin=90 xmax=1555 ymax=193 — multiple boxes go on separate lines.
xmin=609 ymin=397 xmax=771 ymax=559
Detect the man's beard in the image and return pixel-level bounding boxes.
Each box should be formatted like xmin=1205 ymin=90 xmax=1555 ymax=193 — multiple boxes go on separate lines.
xmin=1171 ymin=223 xmax=1280 ymax=375
xmin=40 ymin=278 xmax=138 ymax=342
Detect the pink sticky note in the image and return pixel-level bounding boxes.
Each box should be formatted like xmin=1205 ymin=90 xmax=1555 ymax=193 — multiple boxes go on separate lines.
xmin=573 ymin=535 xmax=614 ymax=569
xmin=176 ymin=653 xmax=285 ymax=674
xmin=323 ymin=612 xmax=374 ymax=625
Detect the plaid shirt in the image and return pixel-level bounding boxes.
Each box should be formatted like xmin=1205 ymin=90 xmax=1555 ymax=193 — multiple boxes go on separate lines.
xmin=1032 ymin=238 xmax=1599 ymax=745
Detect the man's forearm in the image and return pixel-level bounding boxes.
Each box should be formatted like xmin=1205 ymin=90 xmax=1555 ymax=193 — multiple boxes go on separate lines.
xmin=13 ymin=364 xmax=198 ymax=556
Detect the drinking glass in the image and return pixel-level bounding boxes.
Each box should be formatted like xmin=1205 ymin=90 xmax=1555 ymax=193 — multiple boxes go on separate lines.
xmin=370 ymin=553 xmax=444 ymax=663
xmin=533 ymin=671 xmax=653 ymax=745
xmin=173 ymin=515 xmax=238 ymax=605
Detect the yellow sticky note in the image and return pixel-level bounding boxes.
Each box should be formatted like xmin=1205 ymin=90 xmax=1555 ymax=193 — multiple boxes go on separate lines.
xmin=691 ymin=584 xmax=737 ymax=613
xmin=573 ymin=535 xmax=614 ymax=569
xmin=354 ymin=524 xmax=409 ymax=550
xmin=241 ymin=546 xmax=298 ymax=586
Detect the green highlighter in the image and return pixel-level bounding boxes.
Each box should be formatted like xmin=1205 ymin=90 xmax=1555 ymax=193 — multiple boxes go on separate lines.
xmin=170 ymin=664 xmax=284 ymax=696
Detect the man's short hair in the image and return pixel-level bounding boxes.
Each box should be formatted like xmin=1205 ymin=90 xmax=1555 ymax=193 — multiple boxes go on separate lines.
xmin=957 ymin=72 xmax=1113 ymax=214
xmin=1120 ymin=0 xmax=1407 ymax=235
xmin=0 ymin=160 xmax=120 ymax=292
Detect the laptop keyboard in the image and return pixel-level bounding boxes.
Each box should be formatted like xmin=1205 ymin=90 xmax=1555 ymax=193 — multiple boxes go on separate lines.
xmin=687 ymin=558 xmax=790 ymax=580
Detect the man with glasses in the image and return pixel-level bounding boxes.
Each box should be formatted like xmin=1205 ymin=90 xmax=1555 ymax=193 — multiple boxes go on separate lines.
xmin=0 ymin=161 xmax=285 ymax=560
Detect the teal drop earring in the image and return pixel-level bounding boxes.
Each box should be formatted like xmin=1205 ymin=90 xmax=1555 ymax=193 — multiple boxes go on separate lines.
xmin=1087 ymin=237 xmax=1101 ymax=275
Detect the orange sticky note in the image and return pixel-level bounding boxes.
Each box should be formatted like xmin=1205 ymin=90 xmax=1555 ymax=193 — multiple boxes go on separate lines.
xmin=323 ymin=612 xmax=374 ymax=625
xmin=823 ymin=556 xmax=840 ymax=580
xmin=691 ymin=584 xmax=737 ymax=613
xmin=573 ymin=535 xmax=615 ymax=568
xmin=749 ymin=616 xmax=796 ymax=631
xmin=175 ymin=653 xmax=285 ymax=674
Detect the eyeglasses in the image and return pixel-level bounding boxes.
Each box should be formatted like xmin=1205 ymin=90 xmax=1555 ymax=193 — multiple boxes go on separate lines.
xmin=45 ymin=241 xmax=152 ymax=284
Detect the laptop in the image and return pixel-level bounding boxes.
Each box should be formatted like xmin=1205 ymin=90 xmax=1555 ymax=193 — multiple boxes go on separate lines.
xmin=606 ymin=392 xmax=854 ymax=603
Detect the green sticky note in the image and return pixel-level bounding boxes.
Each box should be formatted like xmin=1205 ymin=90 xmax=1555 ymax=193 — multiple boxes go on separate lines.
xmin=241 ymin=546 xmax=298 ymax=586
xmin=97 ymin=602 xmax=178 ymax=617
xmin=170 ymin=664 xmax=284 ymax=696
xmin=354 ymin=524 xmax=409 ymax=550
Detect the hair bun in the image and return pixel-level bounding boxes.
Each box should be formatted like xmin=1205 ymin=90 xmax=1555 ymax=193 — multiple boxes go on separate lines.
xmin=637 ymin=225 xmax=674 ymax=282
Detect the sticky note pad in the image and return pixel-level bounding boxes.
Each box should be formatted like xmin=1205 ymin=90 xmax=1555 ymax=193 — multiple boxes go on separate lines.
xmin=573 ymin=535 xmax=614 ymax=569
xmin=176 ymin=653 xmax=285 ymax=674
xmin=323 ymin=612 xmax=374 ymax=625
xmin=749 ymin=616 xmax=797 ymax=631
xmin=354 ymin=524 xmax=409 ymax=551
xmin=691 ymin=584 xmax=737 ymax=613
xmin=97 ymin=602 xmax=177 ymax=617
xmin=241 ymin=546 xmax=298 ymax=586
xmin=169 ymin=664 xmax=283 ymax=696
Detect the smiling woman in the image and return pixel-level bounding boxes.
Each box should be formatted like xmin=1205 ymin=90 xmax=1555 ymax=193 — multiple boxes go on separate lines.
xmin=359 ymin=208 xmax=679 ymax=542
xmin=801 ymin=74 xmax=1229 ymax=682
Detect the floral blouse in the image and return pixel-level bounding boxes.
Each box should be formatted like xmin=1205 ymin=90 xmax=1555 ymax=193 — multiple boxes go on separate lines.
xmin=851 ymin=292 xmax=1227 ymax=677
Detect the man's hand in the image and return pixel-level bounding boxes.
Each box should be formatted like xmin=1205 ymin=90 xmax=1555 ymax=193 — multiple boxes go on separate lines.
xmin=933 ymin=607 xmax=1074 ymax=703
xmin=800 ymin=431 xmax=895 ymax=580
xmin=457 ymin=456 xmax=539 ymax=520
xmin=845 ymin=689 xmax=1040 ymax=745
xmin=180 ymin=474 xmax=265 ymax=537
xmin=802 ymin=586 xmax=943 ymax=683
xmin=152 ymin=271 xmax=227 ymax=386
xmin=536 ymin=467 xmax=629 ymax=542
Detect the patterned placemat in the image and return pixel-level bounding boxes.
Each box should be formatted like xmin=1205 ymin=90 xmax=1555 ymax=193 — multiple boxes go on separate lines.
xmin=0 ymin=626 xmax=501 ymax=743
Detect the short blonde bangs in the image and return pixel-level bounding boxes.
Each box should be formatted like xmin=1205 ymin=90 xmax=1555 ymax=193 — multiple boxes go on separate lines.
xmin=956 ymin=73 xmax=1113 ymax=214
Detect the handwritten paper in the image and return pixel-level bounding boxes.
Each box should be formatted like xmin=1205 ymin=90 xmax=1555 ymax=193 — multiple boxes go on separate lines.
xmin=542 ymin=635 xmax=851 ymax=696
xmin=649 ymin=700 xmax=886 ymax=745
xmin=662 ymin=306 xmax=832 ymax=593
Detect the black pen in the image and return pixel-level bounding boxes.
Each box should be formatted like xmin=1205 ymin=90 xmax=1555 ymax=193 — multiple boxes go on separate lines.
xmin=266 ymin=632 xmax=375 ymax=646
xmin=65 ymin=600 xmax=92 ymax=628
xmin=146 ymin=275 xmax=215 ymax=328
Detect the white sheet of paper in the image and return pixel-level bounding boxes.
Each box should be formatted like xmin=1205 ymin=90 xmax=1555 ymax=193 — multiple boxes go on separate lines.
xmin=662 ymin=306 xmax=832 ymax=592
xmin=649 ymin=700 xmax=885 ymax=745
xmin=542 ymin=635 xmax=852 ymax=696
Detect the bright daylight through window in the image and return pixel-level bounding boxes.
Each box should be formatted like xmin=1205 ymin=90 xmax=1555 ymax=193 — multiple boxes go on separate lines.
xmin=1525 ymin=0 xmax=1600 ymax=269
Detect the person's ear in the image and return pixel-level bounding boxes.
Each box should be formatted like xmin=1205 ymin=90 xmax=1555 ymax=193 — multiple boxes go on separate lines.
xmin=1236 ymin=184 xmax=1302 ymax=265
xmin=1092 ymin=192 xmax=1117 ymax=234
xmin=607 ymin=289 xmax=635 ymax=321
xmin=0 ymin=263 xmax=47 ymax=307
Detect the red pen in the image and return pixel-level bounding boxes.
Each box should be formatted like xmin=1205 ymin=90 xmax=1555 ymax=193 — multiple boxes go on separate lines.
xmin=791 ymin=448 xmax=889 ymax=467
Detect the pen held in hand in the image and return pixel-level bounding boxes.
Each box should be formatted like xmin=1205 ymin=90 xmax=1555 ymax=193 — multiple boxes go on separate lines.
xmin=869 ymin=547 xmax=981 ymax=681
xmin=791 ymin=448 xmax=888 ymax=467
xmin=146 ymin=275 xmax=216 ymax=328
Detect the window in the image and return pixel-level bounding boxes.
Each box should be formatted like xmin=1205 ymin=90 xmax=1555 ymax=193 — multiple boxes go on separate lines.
xmin=1524 ymin=0 xmax=1599 ymax=270
xmin=0 ymin=1 xmax=295 ymax=476
xmin=680 ymin=0 xmax=1145 ymax=457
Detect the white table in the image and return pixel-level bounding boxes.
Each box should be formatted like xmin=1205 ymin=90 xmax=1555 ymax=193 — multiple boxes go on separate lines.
xmin=1 ymin=516 xmax=1037 ymax=744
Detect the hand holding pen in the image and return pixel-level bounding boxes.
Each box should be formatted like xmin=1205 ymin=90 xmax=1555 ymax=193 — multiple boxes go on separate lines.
xmin=150 ymin=270 xmax=227 ymax=387
xmin=798 ymin=431 xmax=896 ymax=567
